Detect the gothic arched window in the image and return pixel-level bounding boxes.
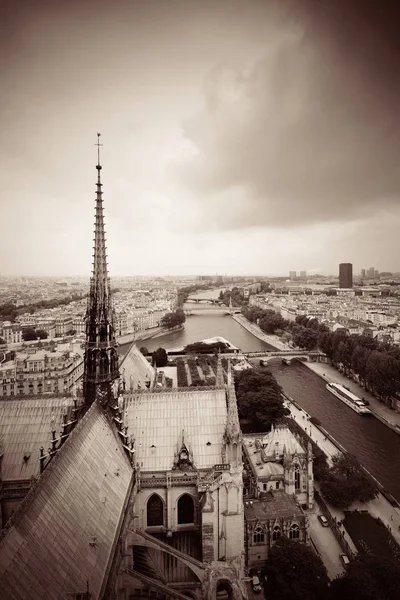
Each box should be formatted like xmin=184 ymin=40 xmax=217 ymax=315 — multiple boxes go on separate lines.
xmin=177 ymin=494 xmax=194 ymax=524
xmin=294 ymin=464 xmax=301 ymax=491
xmin=147 ymin=494 xmax=164 ymax=527
xmin=253 ymin=526 xmax=265 ymax=544
xmin=289 ymin=524 xmax=300 ymax=539
xmin=272 ymin=525 xmax=281 ymax=541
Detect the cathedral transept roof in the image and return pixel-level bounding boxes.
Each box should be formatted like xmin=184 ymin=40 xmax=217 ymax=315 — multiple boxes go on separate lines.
xmin=123 ymin=388 xmax=228 ymax=471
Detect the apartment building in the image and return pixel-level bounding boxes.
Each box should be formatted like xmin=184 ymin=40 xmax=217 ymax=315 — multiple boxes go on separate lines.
xmin=72 ymin=317 xmax=85 ymax=334
xmin=1 ymin=323 xmax=23 ymax=344
xmin=0 ymin=347 xmax=84 ymax=397
xmin=36 ymin=318 xmax=56 ymax=339
xmin=55 ymin=317 xmax=73 ymax=337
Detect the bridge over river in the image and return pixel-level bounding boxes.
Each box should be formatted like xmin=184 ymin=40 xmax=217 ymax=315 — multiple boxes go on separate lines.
xmin=184 ymin=306 xmax=241 ymax=314
xmin=186 ymin=297 xmax=224 ymax=304
xmin=184 ymin=300 xmax=241 ymax=315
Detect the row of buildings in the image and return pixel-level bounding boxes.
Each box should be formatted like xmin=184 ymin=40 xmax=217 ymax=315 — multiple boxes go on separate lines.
xmin=250 ymin=287 xmax=400 ymax=343
xmin=288 ymin=264 xmax=393 ymax=288
xmin=1 ymin=289 xmax=177 ymax=345
xmin=0 ymin=341 xmax=84 ymax=398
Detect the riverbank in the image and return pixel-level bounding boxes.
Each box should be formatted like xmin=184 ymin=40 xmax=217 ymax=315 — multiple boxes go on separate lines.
xmin=284 ymin=394 xmax=400 ymax=547
xmin=231 ymin=313 xmax=290 ymax=350
xmin=117 ymin=324 xmax=184 ymax=346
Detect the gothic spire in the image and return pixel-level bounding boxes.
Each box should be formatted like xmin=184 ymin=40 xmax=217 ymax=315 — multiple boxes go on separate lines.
xmin=91 ymin=133 xmax=109 ymax=304
xmin=83 ymin=134 xmax=119 ymax=408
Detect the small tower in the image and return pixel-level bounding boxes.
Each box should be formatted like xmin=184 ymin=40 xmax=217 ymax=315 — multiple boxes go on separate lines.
xmin=215 ymin=351 xmax=224 ymax=387
xmin=83 ymin=134 xmax=119 ymax=407
xmin=224 ymin=359 xmax=242 ymax=467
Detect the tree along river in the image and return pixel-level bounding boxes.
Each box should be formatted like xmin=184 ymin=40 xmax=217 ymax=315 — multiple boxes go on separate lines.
xmin=121 ymin=302 xmax=400 ymax=501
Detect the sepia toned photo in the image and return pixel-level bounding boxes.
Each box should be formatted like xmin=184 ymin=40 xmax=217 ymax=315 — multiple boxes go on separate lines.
xmin=1 ymin=1 xmax=400 ymax=599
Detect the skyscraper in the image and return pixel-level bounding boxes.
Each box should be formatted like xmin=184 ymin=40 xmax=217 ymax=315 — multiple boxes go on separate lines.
xmin=339 ymin=263 xmax=353 ymax=288
xmin=83 ymin=133 xmax=119 ymax=407
xmin=289 ymin=271 xmax=297 ymax=279
xmin=361 ymin=269 xmax=366 ymax=278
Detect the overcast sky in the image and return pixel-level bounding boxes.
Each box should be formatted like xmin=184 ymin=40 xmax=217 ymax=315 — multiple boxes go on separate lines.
xmin=1 ymin=0 xmax=399 ymax=277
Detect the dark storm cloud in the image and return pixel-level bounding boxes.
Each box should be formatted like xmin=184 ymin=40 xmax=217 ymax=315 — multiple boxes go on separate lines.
xmin=178 ymin=0 xmax=400 ymax=228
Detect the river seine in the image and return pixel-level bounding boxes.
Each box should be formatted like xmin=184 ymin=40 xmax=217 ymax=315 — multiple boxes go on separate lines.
xmin=122 ymin=289 xmax=400 ymax=501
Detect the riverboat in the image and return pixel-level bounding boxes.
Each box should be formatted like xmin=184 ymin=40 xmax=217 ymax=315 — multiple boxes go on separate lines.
xmin=326 ymin=382 xmax=372 ymax=415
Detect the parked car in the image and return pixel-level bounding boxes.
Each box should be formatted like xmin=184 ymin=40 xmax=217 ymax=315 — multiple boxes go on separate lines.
xmin=252 ymin=576 xmax=262 ymax=594
xmin=318 ymin=515 xmax=329 ymax=527
xmin=340 ymin=553 xmax=350 ymax=567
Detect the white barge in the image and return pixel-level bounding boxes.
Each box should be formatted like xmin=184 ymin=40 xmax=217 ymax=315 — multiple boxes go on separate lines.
xmin=326 ymin=382 xmax=372 ymax=415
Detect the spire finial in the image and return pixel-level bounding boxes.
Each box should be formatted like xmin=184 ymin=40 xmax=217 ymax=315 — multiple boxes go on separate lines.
xmin=95 ymin=132 xmax=103 ymax=169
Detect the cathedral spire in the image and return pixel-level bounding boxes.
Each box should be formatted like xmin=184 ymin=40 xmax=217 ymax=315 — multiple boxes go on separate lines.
xmin=92 ymin=133 xmax=108 ymax=297
xmin=83 ymin=134 xmax=119 ymax=408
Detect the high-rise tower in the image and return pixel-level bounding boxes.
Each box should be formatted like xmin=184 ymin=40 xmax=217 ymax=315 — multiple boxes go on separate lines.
xmin=83 ymin=134 xmax=119 ymax=407
xmin=339 ymin=263 xmax=353 ymax=289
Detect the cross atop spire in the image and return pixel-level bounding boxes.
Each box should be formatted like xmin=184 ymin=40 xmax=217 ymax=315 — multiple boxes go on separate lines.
xmin=95 ymin=132 xmax=103 ymax=169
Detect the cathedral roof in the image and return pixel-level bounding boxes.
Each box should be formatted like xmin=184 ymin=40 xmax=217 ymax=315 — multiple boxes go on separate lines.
xmin=262 ymin=425 xmax=305 ymax=458
xmin=119 ymin=343 xmax=155 ymax=390
xmin=0 ymin=397 xmax=76 ymax=480
xmin=257 ymin=462 xmax=284 ymax=478
xmin=244 ymin=491 xmax=304 ymax=521
xmin=123 ymin=388 xmax=228 ymax=471
xmin=0 ymin=403 xmax=133 ymax=599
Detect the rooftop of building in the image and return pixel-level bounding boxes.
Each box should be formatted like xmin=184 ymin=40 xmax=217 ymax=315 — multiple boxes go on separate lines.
xmin=243 ymin=426 xmax=305 ymax=478
xmin=119 ymin=342 xmax=155 ymax=390
xmin=244 ymin=490 xmax=304 ymax=521
xmin=0 ymin=397 xmax=76 ymax=480
xmin=123 ymin=387 xmax=228 ymax=472
xmin=0 ymin=402 xmax=133 ymax=599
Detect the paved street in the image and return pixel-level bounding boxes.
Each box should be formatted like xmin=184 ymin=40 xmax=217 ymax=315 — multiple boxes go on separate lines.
xmin=307 ymin=509 xmax=345 ymax=580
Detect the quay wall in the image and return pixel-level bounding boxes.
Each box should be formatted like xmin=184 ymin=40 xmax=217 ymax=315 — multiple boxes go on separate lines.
xmin=234 ymin=312 xmax=400 ymax=437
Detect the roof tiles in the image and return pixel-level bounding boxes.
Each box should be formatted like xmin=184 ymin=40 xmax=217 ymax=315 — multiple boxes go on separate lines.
xmin=0 ymin=398 xmax=76 ymax=480
xmin=0 ymin=403 xmax=133 ymax=599
xmin=119 ymin=343 xmax=155 ymax=390
xmin=124 ymin=388 xmax=228 ymax=471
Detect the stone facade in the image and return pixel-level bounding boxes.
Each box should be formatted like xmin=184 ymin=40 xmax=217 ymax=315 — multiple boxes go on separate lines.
xmin=242 ymin=425 xmax=312 ymax=570
xmin=0 ymin=348 xmax=84 ymax=397
xmin=114 ymin=360 xmax=246 ymax=599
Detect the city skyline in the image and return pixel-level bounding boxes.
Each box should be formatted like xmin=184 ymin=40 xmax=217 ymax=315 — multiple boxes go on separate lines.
xmin=1 ymin=0 xmax=400 ymax=276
